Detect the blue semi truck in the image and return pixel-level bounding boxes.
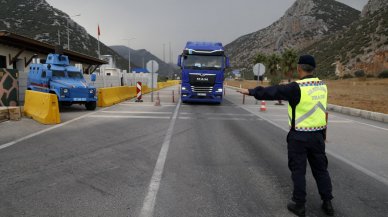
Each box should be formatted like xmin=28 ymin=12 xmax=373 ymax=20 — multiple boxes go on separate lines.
xmin=27 ymin=52 xmax=97 ymax=110
xmin=177 ymin=41 xmax=230 ymax=104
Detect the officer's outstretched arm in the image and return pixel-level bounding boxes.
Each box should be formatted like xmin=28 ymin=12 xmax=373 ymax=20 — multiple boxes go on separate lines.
xmin=248 ymin=83 xmax=298 ymax=101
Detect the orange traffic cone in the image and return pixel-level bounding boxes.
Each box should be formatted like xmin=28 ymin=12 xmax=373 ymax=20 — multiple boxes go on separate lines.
xmin=260 ymin=101 xmax=267 ymax=112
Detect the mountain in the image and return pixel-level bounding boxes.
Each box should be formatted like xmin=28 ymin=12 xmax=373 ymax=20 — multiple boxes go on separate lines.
xmin=225 ymin=0 xmax=360 ymax=69
xmin=303 ymin=1 xmax=388 ymax=77
xmin=0 ymin=0 xmax=136 ymax=70
xmin=110 ymin=46 xmax=180 ymax=78
xmin=362 ymin=0 xmax=388 ymax=16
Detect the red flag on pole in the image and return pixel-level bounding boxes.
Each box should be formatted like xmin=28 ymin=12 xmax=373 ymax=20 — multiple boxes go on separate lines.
xmin=98 ymin=25 xmax=101 ymax=36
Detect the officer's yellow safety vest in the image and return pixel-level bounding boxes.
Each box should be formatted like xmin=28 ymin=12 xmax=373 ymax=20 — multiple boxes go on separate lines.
xmin=288 ymin=78 xmax=327 ymax=131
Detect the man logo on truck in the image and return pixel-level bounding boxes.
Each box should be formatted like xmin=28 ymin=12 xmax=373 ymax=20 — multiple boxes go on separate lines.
xmin=196 ymin=77 xmax=209 ymax=81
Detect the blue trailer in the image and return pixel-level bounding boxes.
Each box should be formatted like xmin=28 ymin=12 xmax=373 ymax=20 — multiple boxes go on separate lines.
xmin=27 ymin=53 xmax=97 ymax=110
xmin=177 ymin=41 xmax=230 ymax=104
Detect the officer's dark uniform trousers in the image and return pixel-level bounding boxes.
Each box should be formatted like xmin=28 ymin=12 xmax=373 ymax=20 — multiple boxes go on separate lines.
xmin=287 ymin=130 xmax=333 ymax=203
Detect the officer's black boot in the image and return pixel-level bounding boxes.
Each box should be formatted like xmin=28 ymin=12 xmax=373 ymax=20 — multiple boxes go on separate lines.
xmin=322 ymin=200 xmax=334 ymax=216
xmin=287 ymin=202 xmax=306 ymax=217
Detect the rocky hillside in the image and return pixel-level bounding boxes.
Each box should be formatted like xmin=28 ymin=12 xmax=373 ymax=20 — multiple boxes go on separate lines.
xmin=303 ymin=1 xmax=388 ymax=78
xmin=362 ymin=0 xmax=388 ymax=16
xmin=225 ymin=0 xmax=360 ymax=69
xmin=0 ymin=0 xmax=136 ymax=70
xmin=110 ymin=46 xmax=179 ymax=77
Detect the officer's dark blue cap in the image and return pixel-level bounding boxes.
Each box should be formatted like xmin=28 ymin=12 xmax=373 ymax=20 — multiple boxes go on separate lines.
xmin=298 ymin=55 xmax=316 ymax=68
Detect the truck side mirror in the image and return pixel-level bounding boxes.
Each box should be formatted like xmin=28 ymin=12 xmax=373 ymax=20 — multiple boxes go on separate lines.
xmin=225 ymin=57 xmax=231 ymax=68
xmin=91 ymin=73 xmax=97 ymax=82
xmin=177 ymin=55 xmax=182 ymax=68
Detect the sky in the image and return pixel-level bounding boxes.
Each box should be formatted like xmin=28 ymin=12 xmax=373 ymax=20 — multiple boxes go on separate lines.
xmin=46 ymin=0 xmax=369 ymax=63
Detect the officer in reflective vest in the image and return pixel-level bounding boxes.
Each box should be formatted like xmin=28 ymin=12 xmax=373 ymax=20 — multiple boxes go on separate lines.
xmin=238 ymin=55 xmax=334 ymax=217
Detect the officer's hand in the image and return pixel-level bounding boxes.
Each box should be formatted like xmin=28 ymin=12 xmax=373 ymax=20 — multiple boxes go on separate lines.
xmin=237 ymin=88 xmax=249 ymax=95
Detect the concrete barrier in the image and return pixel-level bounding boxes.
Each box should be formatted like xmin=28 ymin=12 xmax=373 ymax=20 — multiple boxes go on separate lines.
xmin=143 ymin=85 xmax=151 ymax=94
xmin=327 ymin=104 xmax=388 ymax=123
xmin=24 ymin=90 xmax=61 ymax=124
xmin=157 ymin=81 xmax=180 ymax=90
xmin=97 ymin=86 xmax=137 ymax=107
xmin=97 ymin=82 xmax=180 ymax=108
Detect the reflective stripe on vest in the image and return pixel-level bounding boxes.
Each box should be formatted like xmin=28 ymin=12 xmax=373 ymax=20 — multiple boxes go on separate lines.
xmin=288 ymin=78 xmax=328 ymax=132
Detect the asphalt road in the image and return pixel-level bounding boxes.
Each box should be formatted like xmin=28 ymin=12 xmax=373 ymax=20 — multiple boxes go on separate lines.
xmin=0 ymin=85 xmax=388 ymax=217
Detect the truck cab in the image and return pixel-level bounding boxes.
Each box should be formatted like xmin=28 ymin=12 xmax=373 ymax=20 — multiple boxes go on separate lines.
xmin=27 ymin=53 xmax=97 ymax=110
xmin=178 ymin=41 xmax=230 ymax=104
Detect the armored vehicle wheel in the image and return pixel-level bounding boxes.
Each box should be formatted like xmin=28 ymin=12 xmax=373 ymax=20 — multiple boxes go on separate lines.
xmin=85 ymin=101 xmax=97 ymax=110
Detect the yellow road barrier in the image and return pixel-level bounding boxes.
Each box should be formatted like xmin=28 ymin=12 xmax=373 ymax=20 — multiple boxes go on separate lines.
xmin=97 ymin=86 xmax=137 ymax=107
xmin=97 ymin=82 xmax=180 ymax=108
xmin=24 ymin=90 xmax=61 ymax=125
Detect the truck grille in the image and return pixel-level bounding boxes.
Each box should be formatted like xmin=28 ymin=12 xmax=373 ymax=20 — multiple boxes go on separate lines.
xmin=189 ymin=73 xmax=216 ymax=86
xmin=191 ymin=86 xmax=213 ymax=93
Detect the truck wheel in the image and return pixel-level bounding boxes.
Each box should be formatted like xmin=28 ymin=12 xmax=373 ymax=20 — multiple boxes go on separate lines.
xmin=85 ymin=101 xmax=97 ymax=110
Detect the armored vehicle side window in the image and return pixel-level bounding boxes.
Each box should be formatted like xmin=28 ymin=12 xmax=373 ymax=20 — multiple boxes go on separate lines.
xmin=53 ymin=70 xmax=65 ymax=77
xmin=68 ymin=71 xmax=83 ymax=79
xmin=41 ymin=71 xmax=46 ymax=78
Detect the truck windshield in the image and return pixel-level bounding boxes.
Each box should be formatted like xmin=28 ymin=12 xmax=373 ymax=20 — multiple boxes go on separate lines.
xmin=68 ymin=71 xmax=83 ymax=79
xmin=52 ymin=70 xmax=65 ymax=78
xmin=183 ymin=55 xmax=223 ymax=70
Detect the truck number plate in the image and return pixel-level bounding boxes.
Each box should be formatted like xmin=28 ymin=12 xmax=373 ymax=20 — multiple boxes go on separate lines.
xmin=197 ymin=93 xmax=206 ymax=96
xmin=73 ymin=98 xmax=87 ymax=101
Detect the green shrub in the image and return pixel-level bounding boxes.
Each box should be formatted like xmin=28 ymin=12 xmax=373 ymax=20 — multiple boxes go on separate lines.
xmin=343 ymin=74 xmax=354 ymax=79
xmin=378 ymin=70 xmax=388 ymax=78
xmin=354 ymin=70 xmax=365 ymax=77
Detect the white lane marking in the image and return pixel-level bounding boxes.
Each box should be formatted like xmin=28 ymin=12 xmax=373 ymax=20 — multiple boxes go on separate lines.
xmin=179 ymin=112 xmax=254 ymax=116
xmin=330 ymin=114 xmax=388 ymax=131
xmin=118 ymin=104 xmax=176 ymax=107
xmin=178 ymin=116 xmax=193 ymax=120
xmin=237 ymin=104 xmax=388 ymax=187
xmin=180 ymin=105 xmax=238 ymax=108
xmin=178 ymin=116 xmax=261 ymax=121
xmin=325 ymin=149 xmax=388 ymax=186
xmin=0 ymin=107 xmax=108 ymax=151
xmin=271 ymin=118 xmax=289 ymax=122
xmin=265 ymin=114 xmax=288 ymax=117
xmin=328 ymin=120 xmax=352 ymax=123
xmin=139 ymin=100 xmax=181 ymax=217
xmin=89 ymin=115 xmax=170 ymax=119
xmin=244 ymin=106 xmax=288 ymax=109
xmin=101 ymin=111 xmax=173 ymax=114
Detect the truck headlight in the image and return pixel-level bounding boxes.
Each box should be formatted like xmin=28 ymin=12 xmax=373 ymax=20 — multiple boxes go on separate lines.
xmin=63 ymin=88 xmax=69 ymax=94
xmin=182 ymin=87 xmax=187 ymax=90
xmin=217 ymin=88 xmax=223 ymax=92
xmin=89 ymin=89 xmax=94 ymax=94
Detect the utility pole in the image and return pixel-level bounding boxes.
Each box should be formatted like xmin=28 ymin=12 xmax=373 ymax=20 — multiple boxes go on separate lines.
xmin=169 ymin=42 xmax=172 ymax=64
xmin=123 ymin=37 xmax=136 ymax=73
xmin=163 ymin=43 xmax=166 ymax=62
xmin=66 ymin=14 xmax=81 ymax=50
xmin=58 ymin=30 xmax=60 ymax=45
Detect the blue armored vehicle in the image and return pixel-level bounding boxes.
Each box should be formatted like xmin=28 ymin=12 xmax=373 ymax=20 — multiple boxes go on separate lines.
xmin=27 ymin=52 xmax=97 ymax=110
xmin=177 ymin=41 xmax=230 ymax=104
